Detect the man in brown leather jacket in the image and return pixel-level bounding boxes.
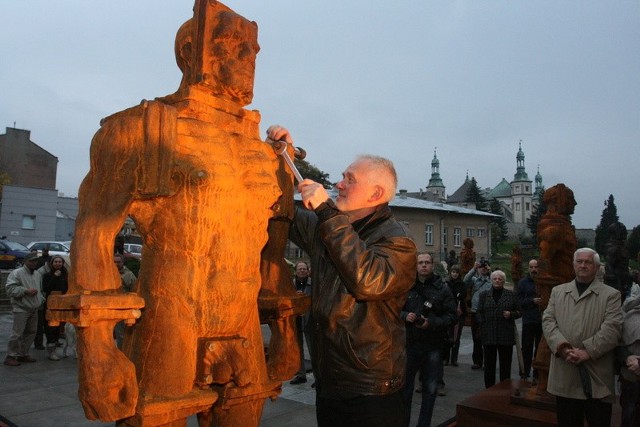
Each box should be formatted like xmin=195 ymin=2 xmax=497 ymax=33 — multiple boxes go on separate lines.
xmin=267 ymin=125 xmax=417 ymax=427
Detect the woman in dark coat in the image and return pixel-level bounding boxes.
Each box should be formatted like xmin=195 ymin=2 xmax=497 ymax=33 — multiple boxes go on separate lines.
xmin=477 ymin=269 xmax=521 ymax=388
xmin=42 ymin=255 xmax=69 ymax=361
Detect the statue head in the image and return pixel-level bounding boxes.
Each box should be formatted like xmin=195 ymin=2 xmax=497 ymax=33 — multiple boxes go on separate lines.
xmin=175 ymin=0 xmax=260 ymax=105
xmin=608 ymin=221 xmax=628 ymax=241
xmin=463 ymin=238 xmax=474 ymax=249
xmin=543 ymin=183 xmax=576 ymax=216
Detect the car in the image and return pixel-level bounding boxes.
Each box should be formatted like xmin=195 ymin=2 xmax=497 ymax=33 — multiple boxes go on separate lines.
xmin=123 ymin=243 xmax=142 ymax=256
xmin=0 ymin=240 xmax=30 ymax=269
xmin=26 ymin=241 xmax=71 ymax=257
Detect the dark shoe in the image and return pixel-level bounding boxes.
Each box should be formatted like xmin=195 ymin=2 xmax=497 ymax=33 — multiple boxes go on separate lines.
xmin=471 ymin=364 xmax=482 ymax=370
xmin=34 ymin=344 xmax=45 ymax=350
xmin=289 ymin=376 xmax=307 ymax=385
xmin=17 ymin=355 xmax=37 ymax=363
xmin=451 ymin=362 xmax=459 ymax=367
xmin=415 ymin=387 xmax=422 ymax=393
xmin=3 ymin=356 xmax=20 ymax=366
xmin=443 ymin=361 xmax=450 ymax=366
xmin=438 ymin=388 xmax=447 ymax=396
xmin=311 ymin=382 xmax=316 ymax=389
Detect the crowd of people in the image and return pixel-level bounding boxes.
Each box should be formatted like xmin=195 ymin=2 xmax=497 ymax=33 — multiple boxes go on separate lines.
xmin=3 ymin=125 xmax=639 ymax=427
xmin=3 ymin=246 xmax=138 ymax=365
xmin=273 ymin=126 xmax=638 ymax=427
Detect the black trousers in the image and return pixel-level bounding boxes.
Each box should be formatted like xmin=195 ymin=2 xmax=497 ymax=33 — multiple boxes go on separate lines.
xmin=471 ymin=316 xmax=483 ymax=366
xmin=555 ymin=395 xmax=612 ymax=427
xmin=483 ymin=345 xmax=513 ymax=389
xmin=316 ymin=389 xmax=406 ymax=427
xmin=521 ymin=322 xmax=542 ymax=378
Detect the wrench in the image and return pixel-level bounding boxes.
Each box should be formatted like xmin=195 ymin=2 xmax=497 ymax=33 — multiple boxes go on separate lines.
xmin=270 ymin=139 xmax=304 ymax=184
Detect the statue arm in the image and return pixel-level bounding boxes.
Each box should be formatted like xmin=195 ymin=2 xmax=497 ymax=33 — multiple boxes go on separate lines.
xmin=71 ymin=114 xmax=142 ymax=293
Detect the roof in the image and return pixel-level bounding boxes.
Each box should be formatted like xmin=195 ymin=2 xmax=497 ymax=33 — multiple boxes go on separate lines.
xmin=391 ymin=195 xmax=498 ymax=218
xmin=488 ymin=178 xmax=512 ymax=199
xmin=446 ymin=178 xmax=473 ymax=203
xmin=295 ymin=190 xmax=498 ymax=218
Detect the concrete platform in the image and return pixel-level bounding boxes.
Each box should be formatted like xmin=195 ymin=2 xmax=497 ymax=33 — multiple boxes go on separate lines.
xmin=0 ymin=313 xmax=528 ymax=427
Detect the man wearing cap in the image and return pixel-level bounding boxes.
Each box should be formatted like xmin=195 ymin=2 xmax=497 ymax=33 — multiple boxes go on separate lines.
xmin=4 ymin=251 xmax=45 ymax=366
xmin=464 ymin=259 xmax=492 ymax=370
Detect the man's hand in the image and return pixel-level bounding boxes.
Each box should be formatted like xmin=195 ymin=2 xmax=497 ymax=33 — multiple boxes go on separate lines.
xmin=298 ymin=179 xmax=329 ymax=210
xmin=26 ymin=288 xmax=38 ymax=296
xmin=565 ymin=348 xmax=591 ymax=364
xmin=266 ymin=125 xmax=293 ymax=144
xmin=627 ymin=356 xmax=640 ymax=375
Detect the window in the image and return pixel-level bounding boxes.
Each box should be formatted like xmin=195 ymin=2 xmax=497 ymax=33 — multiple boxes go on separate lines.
xmin=466 ymin=228 xmax=475 ymax=237
xmin=515 ymin=203 xmax=521 ymax=211
xmin=515 ymin=185 xmax=520 ymax=193
xmin=525 ymin=185 xmax=530 ymax=192
xmin=526 ymin=202 xmax=530 ymax=211
xmin=21 ymin=215 xmax=36 ymax=230
xmin=454 ymin=227 xmax=461 ymax=247
xmin=477 ymin=228 xmax=486 ymax=237
xmin=443 ymin=227 xmax=448 ymax=246
xmin=425 ymin=224 xmax=433 ymax=246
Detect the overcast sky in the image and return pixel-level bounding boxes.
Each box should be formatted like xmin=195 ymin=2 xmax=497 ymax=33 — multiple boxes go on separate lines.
xmin=1 ymin=1 xmax=638 ymax=229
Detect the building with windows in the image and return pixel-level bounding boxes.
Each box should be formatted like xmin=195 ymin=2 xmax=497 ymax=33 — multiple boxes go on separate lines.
xmin=0 ymin=127 xmax=78 ymax=245
xmin=435 ymin=143 xmax=543 ymax=237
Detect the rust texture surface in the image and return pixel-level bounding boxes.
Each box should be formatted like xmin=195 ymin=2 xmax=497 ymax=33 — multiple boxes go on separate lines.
xmin=48 ymin=2 xmax=307 ymax=426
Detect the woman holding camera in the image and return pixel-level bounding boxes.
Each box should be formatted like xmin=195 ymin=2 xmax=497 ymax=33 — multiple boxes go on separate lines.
xmin=477 ymin=269 xmax=521 ymax=388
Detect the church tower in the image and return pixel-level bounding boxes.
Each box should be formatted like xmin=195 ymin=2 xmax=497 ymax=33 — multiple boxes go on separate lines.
xmin=426 ymin=149 xmax=446 ymax=202
xmin=534 ymin=165 xmax=544 ymax=198
xmin=510 ymin=141 xmax=533 ymax=224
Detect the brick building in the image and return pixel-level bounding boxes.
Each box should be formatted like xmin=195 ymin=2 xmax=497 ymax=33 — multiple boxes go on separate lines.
xmin=0 ymin=127 xmax=58 ymax=190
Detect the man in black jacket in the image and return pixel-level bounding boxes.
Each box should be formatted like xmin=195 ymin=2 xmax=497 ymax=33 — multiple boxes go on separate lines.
xmin=402 ymin=252 xmax=456 ymax=427
xmin=267 ymin=125 xmax=417 ymax=427
xmin=516 ymin=259 xmax=542 ymax=382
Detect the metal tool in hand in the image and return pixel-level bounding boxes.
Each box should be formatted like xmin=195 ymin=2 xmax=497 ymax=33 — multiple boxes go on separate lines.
xmin=270 ymin=139 xmax=304 ymax=184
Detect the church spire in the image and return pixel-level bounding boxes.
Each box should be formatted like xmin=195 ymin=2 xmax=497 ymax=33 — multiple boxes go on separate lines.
xmin=513 ymin=140 xmax=529 ymax=181
xmin=426 ymin=148 xmax=446 ymax=201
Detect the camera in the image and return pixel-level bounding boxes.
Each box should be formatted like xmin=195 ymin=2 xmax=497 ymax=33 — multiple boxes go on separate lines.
xmin=415 ymin=300 xmax=433 ymax=326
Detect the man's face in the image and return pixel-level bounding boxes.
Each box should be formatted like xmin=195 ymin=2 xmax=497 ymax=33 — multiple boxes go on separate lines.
xmin=417 ymin=254 xmax=434 ymax=278
xmin=574 ymin=252 xmax=598 ymax=283
xmin=24 ymin=259 xmax=37 ymax=271
xmin=528 ymin=260 xmax=539 ymax=278
xmin=295 ymin=263 xmax=309 ymax=280
xmin=114 ymin=257 xmax=124 ymax=271
xmin=479 ymin=264 xmax=490 ymax=276
xmin=334 ymin=159 xmax=376 ymax=213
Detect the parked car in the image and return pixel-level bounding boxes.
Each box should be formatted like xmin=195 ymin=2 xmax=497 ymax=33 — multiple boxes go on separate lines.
xmin=0 ymin=240 xmax=30 ymax=269
xmin=27 ymin=241 xmax=72 ymax=266
xmin=123 ymin=243 xmax=142 ymax=256
xmin=27 ymin=241 xmax=71 ymax=257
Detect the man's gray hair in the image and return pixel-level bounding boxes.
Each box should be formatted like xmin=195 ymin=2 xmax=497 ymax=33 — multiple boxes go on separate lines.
xmin=356 ymin=154 xmax=398 ymax=202
xmin=573 ymin=247 xmax=601 ymax=266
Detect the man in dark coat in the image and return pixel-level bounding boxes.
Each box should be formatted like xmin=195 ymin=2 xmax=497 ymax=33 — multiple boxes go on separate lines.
xmin=402 ymin=252 xmax=456 ymax=427
xmin=516 ymin=259 xmax=542 ymax=381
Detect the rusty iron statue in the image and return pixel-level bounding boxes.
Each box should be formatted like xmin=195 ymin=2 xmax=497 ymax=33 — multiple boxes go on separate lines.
xmin=48 ymin=2 xmax=307 ymax=426
xmin=511 ymin=245 xmax=523 ymax=288
xmin=524 ymin=183 xmax=577 ymax=403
